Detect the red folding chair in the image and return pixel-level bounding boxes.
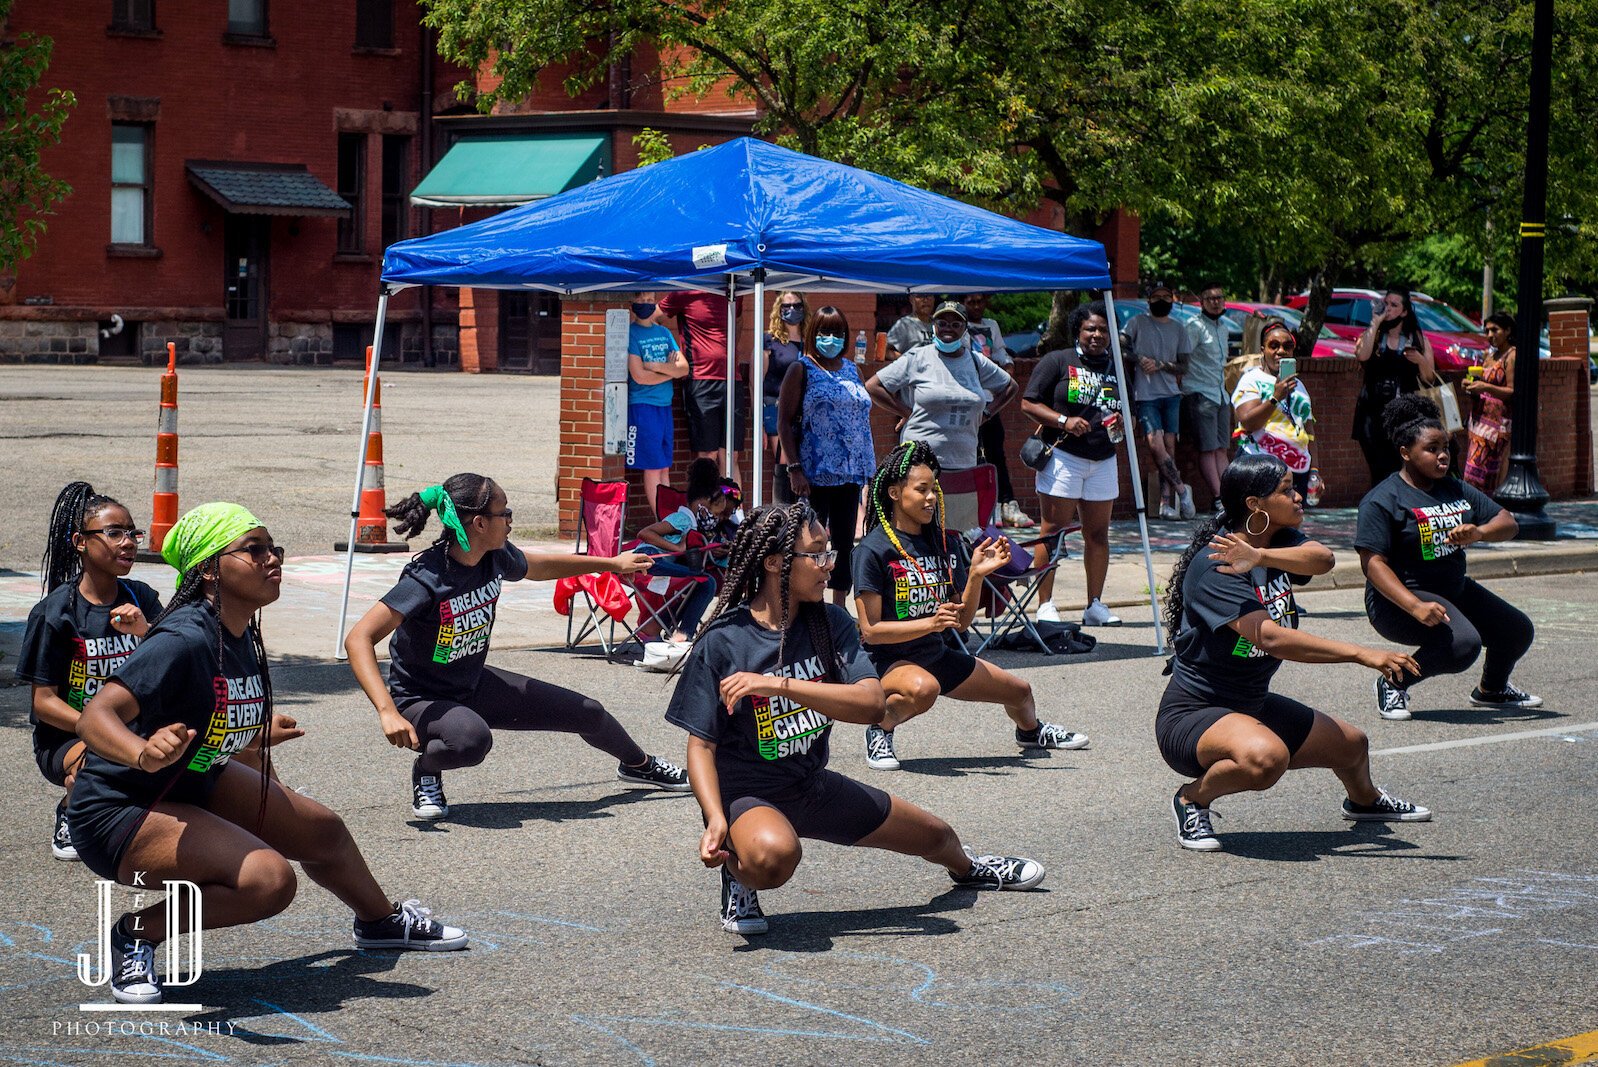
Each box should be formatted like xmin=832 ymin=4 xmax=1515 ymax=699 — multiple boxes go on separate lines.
xmin=564 ymin=478 xmax=639 ymax=659
xmin=655 ymin=484 xmax=688 ymax=522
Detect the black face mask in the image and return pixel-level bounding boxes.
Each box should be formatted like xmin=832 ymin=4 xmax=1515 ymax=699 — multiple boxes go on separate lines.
xmin=779 ymin=305 xmax=805 ymax=325
xmin=632 ymin=302 xmax=656 ymax=319
xmin=1150 ymin=299 xmax=1174 ymax=317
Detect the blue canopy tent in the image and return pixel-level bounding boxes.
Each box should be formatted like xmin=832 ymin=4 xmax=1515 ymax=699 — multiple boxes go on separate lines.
xmin=337 ymin=138 xmax=1161 ymax=652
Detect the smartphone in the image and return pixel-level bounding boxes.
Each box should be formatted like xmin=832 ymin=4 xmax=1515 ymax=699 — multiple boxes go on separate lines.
xmin=1277 ymin=357 xmax=1297 ymax=379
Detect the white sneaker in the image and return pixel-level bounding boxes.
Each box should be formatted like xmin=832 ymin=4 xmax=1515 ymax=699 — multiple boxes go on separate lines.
xmin=1036 ymin=601 xmax=1061 ymax=624
xmin=1082 ymin=599 xmax=1121 ymax=626
xmin=721 ymin=867 xmax=769 ymax=934
xmin=411 ymin=765 xmax=449 ymax=820
xmin=1000 ymin=501 xmax=1037 ymax=528
xmin=1158 ymin=500 xmax=1179 ymax=520
xmin=1177 ymin=485 xmax=1196 ymax=519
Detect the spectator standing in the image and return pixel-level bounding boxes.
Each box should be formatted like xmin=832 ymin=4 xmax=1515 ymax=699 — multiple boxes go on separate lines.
xmin=865 ymin=301 xmax=1017 ymax=475
xmin=1125 ymin=283 xmax=1194 ymax=519
xmin=886 ymin=294 xmax=937 ymax=357
xmin=1462 ymin=311 xmax=1516 ymax=490
xmin=1232 ymin=320 xmax=1318 ymax=497
xmin=626 ymin=293 xmax=689 ymax=514
xmin=659 ymin=290 xmax=746 ymax=483
xmin=764 ymin=292 xmax=809 ymax=499
xmin=1352 ymin=286 xmax=1436 ymax=487
xmin=965 ymin=292 xmax=1035 ymax=528
xmin=1183 ymin=282 xmax=1233 ymax=510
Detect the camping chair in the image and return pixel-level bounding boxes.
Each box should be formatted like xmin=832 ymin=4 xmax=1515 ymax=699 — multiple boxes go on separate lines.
xmin=655 ymin=484 xmax=688 ymax=521
xmin=622 ymin=485 xmax=716 ymax=653
xmin=564 ymin=478 xmax=639 ymax=659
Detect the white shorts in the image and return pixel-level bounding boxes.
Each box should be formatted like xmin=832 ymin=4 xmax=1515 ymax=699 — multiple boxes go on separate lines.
xmin=1036 ymin=448 xmax=1119 ymax=502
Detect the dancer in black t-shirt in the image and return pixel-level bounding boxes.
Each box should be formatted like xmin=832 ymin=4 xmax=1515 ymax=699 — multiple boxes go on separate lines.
xmin=70 ymin=503 xmax=468 ymax=1006
xmin=17 ymin=482 xmax=162 ymax=862
xmin=1356 ymin=394 xmax=1537 ymax=720
xmin=346 ymin=473 xmax=689 ymax=822
xmin=1159 ymin=454 xmax=1431 ymax=852
xmin=852 ymin=441 xmax=1087 ymax=771
xmin=667 ymin=500 xmax=1045 ymax=935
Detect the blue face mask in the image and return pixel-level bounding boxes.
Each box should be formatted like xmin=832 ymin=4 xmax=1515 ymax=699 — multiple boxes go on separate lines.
xmin=631 ymin=302 xmax=656 ymax=319
xmin=815 ymin=335 xmax=845 ymax=358
xmin=933 ymin=334 xmax=965 ymax=353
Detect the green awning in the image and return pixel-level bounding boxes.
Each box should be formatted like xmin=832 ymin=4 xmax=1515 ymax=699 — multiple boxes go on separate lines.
xmin=410 ymin=133 xmax=609 ymax=207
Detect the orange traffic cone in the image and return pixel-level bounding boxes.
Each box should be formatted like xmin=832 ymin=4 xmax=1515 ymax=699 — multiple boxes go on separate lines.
xmin=137 ymin=343 xmax=180 ymax=562
xmin=335 ymin=346 xmax=409 ymax=553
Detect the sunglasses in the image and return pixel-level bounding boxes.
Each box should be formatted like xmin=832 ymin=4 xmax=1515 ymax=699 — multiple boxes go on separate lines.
xmin=226 ymin=543 xmax=286 ymax=565
xmin=483 ymin=509 xmax=514 ymax=522
xmin=794 ymin=549 xmax=838 ymax=566
xmin=83 ymin=526 xmax=145 ymax=545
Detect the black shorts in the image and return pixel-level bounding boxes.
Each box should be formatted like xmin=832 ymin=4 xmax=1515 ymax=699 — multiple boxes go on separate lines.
xmin=867 ymin=637 xmax=979 ymax=696
xmin=35 ymin=735 xmax=86 ymax=788
xmin=66 ymin=773 xmax=221 ymax=883
xmin=685 ymin=377 xmax=750 ymax=453
xmin=1155 ymin=679 xmax=1316 ymax=780
xmin=725 ymin=768 xmax=893 ymax=846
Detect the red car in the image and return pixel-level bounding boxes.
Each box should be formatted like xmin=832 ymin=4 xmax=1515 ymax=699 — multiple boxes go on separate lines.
xmin=1210 ymin=302 xmax=1359 ymax=360
xmin=1284 ymin=288 xmax=1483 ymax=373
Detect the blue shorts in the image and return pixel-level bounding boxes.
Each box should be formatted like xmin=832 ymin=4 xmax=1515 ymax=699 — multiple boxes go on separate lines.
xmin=1135 ymin=396 xmax=1181 ymax=436
xmin=762 ymin=400 xmax=779 ymax=437
xmin=627 ymin=403 xmax=673 ymax=470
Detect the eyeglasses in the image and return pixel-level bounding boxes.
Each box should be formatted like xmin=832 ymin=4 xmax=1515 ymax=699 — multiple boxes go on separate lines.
xmin=226 ymin=543 xmax=286 ymax=565
xmin=83 ymin=527 xmax=145 ymax=545
xmin=481 ymin=509 xmax=514 ymax=522
xmin=794 ymin=549 xmax=838 ymax=567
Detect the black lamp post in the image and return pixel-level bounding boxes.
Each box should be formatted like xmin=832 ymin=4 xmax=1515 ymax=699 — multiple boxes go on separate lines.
xmin=1495 ymin=0 xmax=1557 ymax=539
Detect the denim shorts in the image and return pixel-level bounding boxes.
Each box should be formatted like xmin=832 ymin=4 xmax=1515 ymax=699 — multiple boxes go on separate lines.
xmin=1135 ymin=395 xmax=1182 ymax=436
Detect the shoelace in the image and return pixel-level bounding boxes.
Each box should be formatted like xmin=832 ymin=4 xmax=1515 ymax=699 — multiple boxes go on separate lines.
xmin=1182 ymin=805 xmax=1217 ymax=838
xmin=730 ymin=882 xmax=762 ymax=917
xmin=968 ymin=855 xmax=1023 ymax=883
xmin=1379 ymin=682 xmax=1408 ymax=711
xmin=117 ymin=942 xmax=156 ymax=986
xmin=416 ymin=777 xmax=445 ymax=804
xmin=867 ymin=731 xmax=895 ymax=759
xmin=649 ymin=757 xmax=686 ymax=779
xmin=1035 ymin=724 xmax=1076 ymax=746
xmin=1370 ymin=789 xmax=1411 ymax=814
xmin=395 ymin=899 xmax=436 ymax=936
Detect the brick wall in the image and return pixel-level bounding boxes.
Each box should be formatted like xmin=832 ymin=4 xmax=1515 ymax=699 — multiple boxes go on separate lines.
xmin=558 ymin=295 xmax=628 ymax=539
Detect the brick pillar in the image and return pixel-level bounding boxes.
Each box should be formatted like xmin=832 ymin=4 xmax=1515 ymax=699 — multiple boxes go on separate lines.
xmin=1545 ymin=296 xmax=1593 ymax=495
xmin=458 ymin=288 xmax=500 ymax=373
xmin=558 ymin=295 xmax=628 ymax=538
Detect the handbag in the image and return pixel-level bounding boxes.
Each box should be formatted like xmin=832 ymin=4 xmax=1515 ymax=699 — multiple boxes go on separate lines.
xmin=1020 ymin=428 xmax=1054 ymax=471
xmin=1418 ymin=376 xmax=1464 ymax=434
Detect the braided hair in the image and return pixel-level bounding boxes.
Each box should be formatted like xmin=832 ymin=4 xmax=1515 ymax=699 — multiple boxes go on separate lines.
xmin=864 ymin=440 xmax=947 ymax=583
xmin=387 ymin=473 xmax=497 ymax=559
xmin=1382 ymin=393 xmax=1444 ymax=455
xmin=685 ymin=499 xmax=843 ymax=684
xmin=41 ymin=481 xmax=124 ymax=596
xmin=1163 ymin=454 xmax=1289 ymax=642
xmin=152 ymin=553 xmax=275 ymax=834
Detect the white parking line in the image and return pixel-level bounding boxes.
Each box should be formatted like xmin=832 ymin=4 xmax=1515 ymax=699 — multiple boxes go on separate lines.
xmin=1373 ymin=721 xmax=1598 ymax=756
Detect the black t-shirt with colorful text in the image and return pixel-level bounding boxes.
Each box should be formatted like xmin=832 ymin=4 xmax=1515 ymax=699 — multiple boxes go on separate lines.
xmin=1024 ymin=346 xmax=1129 ymax=461
xmin=71 ymin=601 xmax=267 ymax=808
xmin=1355 ymin=473 xmax=1502 ymax=595
xmin=852 ymin=524 xmax=969 ymax=662
xmin=15 ymin=578 xmax=163 ymax=761
xmin=665 ymin=603 xmax=877 ymax=799
xmin=383 ymin=543 xmax=530 ymax=704
xmin=1171 ymin=528 xmax=1306 ymax=711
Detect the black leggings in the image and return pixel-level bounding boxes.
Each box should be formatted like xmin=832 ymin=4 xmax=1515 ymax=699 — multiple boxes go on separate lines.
xmin=397 ymin=667 xmax=647 ymax=773
xmin=807 ymin=481 xmax=861 ymax=593
xmin=978 ymin=415 xmax=1015 ymax=503
xmin=1365 ymin=578 xmax=1534 ymax=692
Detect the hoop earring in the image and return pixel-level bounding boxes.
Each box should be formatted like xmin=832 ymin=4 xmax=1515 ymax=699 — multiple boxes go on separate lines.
xmin=1245 ymin=509 xmax=1270 ymax=536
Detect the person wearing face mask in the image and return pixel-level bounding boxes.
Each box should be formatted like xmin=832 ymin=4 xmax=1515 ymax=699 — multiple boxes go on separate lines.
xmin=1232 ymin=320 xmax=1318 ymax=498
xmin=1182 ymin=282 xmax=1234 ymax=509
xmin=765 ymin=293 xmax=809 ymax=501
xmin=964 ymin=292 xmax=1035 ymax=529
xmin=776 ymin=306 xmax=875 ymax=604
xmin=865 ymin=301 xmax=1017 ymax=476
xmin=886 ymin=294 xmax=937 ymax=357
xmin=1124 ymin=283 xmax=1194 ymax=519
xmin=1352 ymin=286 xmax=1436 ymax=486
xmin=636 ymin=458 xmax=741 ymax=644
xmin=625 ymin=293 xmax=689 ymax=514
xmin=658 ymin=290 xmax=747 ymax=483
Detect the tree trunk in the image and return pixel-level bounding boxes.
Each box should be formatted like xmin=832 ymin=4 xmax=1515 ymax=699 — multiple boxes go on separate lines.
xmin=1040 ymin=290 xmax=1078 ymax=355
xmin=1297 ymin=250 xmax=1346 ymax=361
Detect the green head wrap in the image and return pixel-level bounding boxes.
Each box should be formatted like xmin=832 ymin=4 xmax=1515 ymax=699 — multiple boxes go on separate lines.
xmin=418 ymin=484 xmax=472 ymax=551
xmin=161 ymin=502 xmax=264 ymax=574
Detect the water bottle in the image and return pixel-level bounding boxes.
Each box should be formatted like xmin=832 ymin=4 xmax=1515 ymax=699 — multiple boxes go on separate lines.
xmin=1101 ymin=378 xmax=1124 ymax=444
xmin=854 ymin=330 xmax=868 ymax=364
xmin=1305 ymin=468 xmax=1324 ymax=507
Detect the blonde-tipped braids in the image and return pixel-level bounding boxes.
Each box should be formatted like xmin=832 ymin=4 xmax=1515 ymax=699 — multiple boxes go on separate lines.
xmin=865 ymin=440 xmax=947 ymax=585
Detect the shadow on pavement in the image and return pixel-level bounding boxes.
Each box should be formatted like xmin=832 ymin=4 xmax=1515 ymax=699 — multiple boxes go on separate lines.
xmin=1408 ymin=706 xmax=1566 ymax=726
xmin=187 ymin=949 xmax=431 ymax=1044
xmin=897 ymin=754 xmax=1076 ymax=778
xmin=732 ymin=887 xmax=992 ymax=953
xmin=405 ymin=788 xmax=679 ymax=831
xmin=1218 ymin=824 xmax=1466 ymax=863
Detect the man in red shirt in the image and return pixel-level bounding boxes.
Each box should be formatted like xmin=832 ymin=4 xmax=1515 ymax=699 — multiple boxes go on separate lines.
xmin=658 ymin=291 xmax=747 ymax=482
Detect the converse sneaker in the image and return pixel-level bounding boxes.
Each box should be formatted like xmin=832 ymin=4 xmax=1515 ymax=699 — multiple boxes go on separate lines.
xmin=52 ymin=799 xmax=78 ymax=862
xmin=1374 ymin=676 xmax=1411 ymax=720
xmin=949 ymin=846 xmax=1045 ymax=890
xmin=1082 ymin=599 xmax=1122 ymax=626
xmin=353 ymin=899 xmax=468 ymax=950
xmin=1469 ymin=683 xmax=1543 ymax=709
xmin=411 ymin=762 xmax=449 ymax=820
xmin=1017 ymin=722 xmax=1090 ymax=751
xmin=1342 ymin=789 xmax=1432 ymax=822
xmin=1177 ymin=485 xmax=1196 ymax=519
xmin=110 ymin=918 xmax=162 ymax=1005
xmin=864 ymin=725 xmax=901 ymax=770
xmin=1036 ymin=600 xmax=1062 ymax=624
xmin=1173 ymin=790 xmax=1221 ymax=851
xmin=720 ymin=866 xmax=769 ymax=935
xmin=617 ymin=755 xmax=692 ymax=791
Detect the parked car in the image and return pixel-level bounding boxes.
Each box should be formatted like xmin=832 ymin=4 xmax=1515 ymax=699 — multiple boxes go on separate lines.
xmin=1285 ymin=288 xmax=1489 ymax=373
xmin=1221 ymin=302 xmax=1358 ymax=360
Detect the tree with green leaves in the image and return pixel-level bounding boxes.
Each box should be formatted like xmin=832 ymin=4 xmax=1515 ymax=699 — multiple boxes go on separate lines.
xmin=0 ymin=0 xmax=74 ymax=274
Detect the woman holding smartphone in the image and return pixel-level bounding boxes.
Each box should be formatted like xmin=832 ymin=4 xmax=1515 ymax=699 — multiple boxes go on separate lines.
xmin=1353 ymin=287 xmax=1436 ymax=486
xmin=1232 ymin=320 xmax=1318 ymax=497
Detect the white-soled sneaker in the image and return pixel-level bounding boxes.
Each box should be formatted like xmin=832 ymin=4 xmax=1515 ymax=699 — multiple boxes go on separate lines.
xmin=110 ymin=921 xmax=162 ymax=1004
xmin=1173 ymin=790 xmax=1222 ymax=851
xmin=1469 ymin=684 xmax=1543 ymax=709
xmin=1018 ymin=722 xmax=1090 ymax=751
xmin=865 ymin=724 xmax=901 ymax=770
xmin=617 ymin=755 xmax=692 ymax=791
xmin=949 ymin=846 xmax=1045 ymax=890
xmin=1082 ymin=599 xmax=1122 ymax=626
xmin=52 ymin=799 xmax=78 ymax=862
xmin=353 ymin=899 xmax=468 ymax=950
xmin=1342 ymin=789 xmax=1432 ymax=822
xmin=1178 ymin=485 xmax=1196 ymax=519
xmin=1036 ymin=600 xmax=1062 ymax=624
xmin=720 ymin=866 xmax=769 ymax=935
xmin=1375 ymin=676 xmax=1411 ymax=720
xmin=411 ymin=764 xmax=449 ymax=820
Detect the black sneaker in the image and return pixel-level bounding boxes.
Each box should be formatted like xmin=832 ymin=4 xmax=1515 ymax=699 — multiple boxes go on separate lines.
xmin=1173 ymin=790 xmax=1221 ymax=852
xmin=1017 ymin=722 xmax=1090 ymax=751
xmin=720 ymin=866 xmax=769 ymax=935
xmin=353 ymin=899 xmax=468 ymax=950
xmin=1374 ymin=676 xmax=1411 ymax=720
xmin=1470 ymin=684 xmax=1543 ymax=709
xmin=864 ymin=725 xmax=901 ymax=770
xmin=1342 ymin=789 xmax=1432 ymax=822
xmin=617 ymin=755 xmax=691 ymax=791
xmin=110 ymin=918 xmax=162 ymax=1005
xmin=411 ymin=762 xmax=448 ymax=820
xmin=52 ymin=799 xmax=78 ymax=862
xmin=949 ymin=846 xmax=1045 ymax=890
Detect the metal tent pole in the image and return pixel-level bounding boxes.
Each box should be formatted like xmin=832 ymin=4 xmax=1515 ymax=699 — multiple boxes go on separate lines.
xmin=749 ymin=270 xmax=766 ymax=504
xmin=724 ymin=275 xmax=737 ymax=463
xmin=334 ymin=287 xmax=393 ymax=659
xmin=1101 ymin=293 xmax=1166 ymax=654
